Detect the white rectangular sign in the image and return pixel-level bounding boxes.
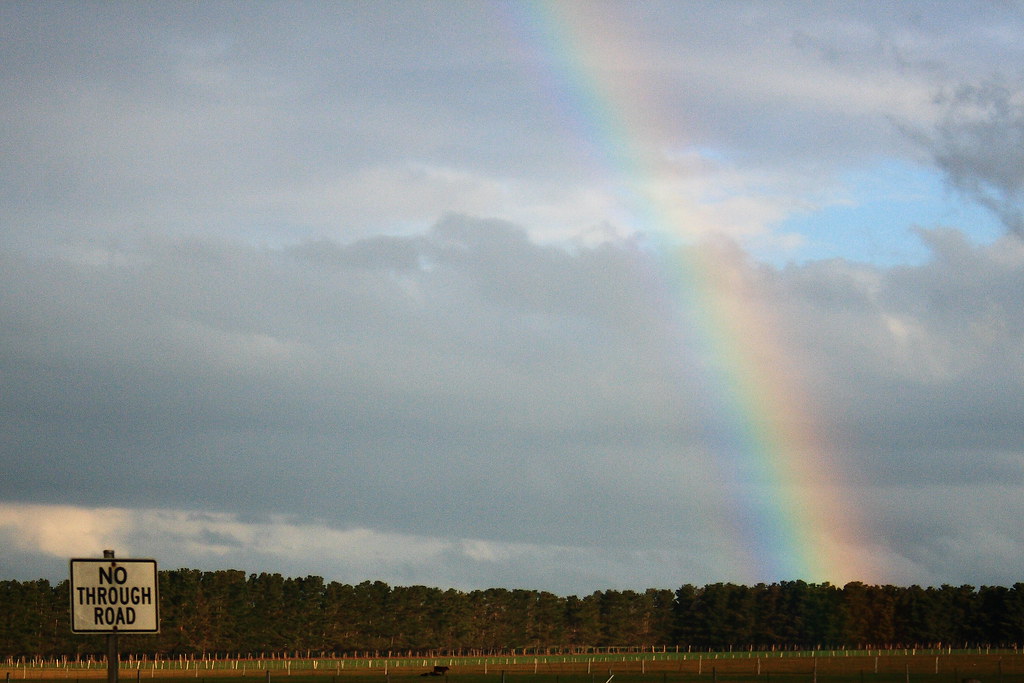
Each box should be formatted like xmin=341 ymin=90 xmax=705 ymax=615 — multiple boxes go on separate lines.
xmin=69 ymin=558 xmax=160 ymax=633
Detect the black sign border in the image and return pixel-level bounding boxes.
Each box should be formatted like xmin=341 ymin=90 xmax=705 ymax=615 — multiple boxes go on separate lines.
xmin=69 ymin=558 xmax=161 ymax=634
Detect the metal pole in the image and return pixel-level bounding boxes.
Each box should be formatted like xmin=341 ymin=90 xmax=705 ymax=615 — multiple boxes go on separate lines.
xmin=104 ymin=550 xmax=118 ymax=683
xmin=108 ymin=633 xmax=119 ymax=683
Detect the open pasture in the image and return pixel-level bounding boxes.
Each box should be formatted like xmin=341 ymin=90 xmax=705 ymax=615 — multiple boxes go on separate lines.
xmin=7 ymin=651 xmax=1024 ymax=683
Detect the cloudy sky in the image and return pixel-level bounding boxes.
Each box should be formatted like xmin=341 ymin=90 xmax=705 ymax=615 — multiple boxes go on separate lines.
xmin=3 ymin=1 xmax=1024 ymax=596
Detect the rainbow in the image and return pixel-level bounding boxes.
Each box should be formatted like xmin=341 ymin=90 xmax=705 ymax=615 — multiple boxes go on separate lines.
xmin=504 ymin=2 xmax=872 ymax=584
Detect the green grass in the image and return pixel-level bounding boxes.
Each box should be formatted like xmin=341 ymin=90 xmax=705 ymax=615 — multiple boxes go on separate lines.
xmin=14 ymin=675 xmax=1024 ymax=683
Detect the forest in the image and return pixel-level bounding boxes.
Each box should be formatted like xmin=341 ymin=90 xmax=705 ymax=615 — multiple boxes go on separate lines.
xmin=4 ymin=571 xmax=1024 ymax=658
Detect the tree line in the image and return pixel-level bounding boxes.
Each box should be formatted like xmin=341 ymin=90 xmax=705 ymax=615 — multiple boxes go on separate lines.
xmin=4 ymin=571 xmax=1024 ymax=658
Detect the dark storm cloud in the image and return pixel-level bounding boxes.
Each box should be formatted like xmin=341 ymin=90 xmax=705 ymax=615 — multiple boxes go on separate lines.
xmin=0 ymin=219 xmax=712 ymax=548
xmin=2 ymin=214 xmax=1024 ymax=588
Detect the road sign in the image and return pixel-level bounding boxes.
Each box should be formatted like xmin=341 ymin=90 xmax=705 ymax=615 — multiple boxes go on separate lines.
xmin=69 ymin=558 xmax=160 ymax=633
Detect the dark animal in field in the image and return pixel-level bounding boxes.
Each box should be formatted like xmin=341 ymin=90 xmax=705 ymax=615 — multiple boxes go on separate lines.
xmin=421 ymin=666 xmax=450 ymax=676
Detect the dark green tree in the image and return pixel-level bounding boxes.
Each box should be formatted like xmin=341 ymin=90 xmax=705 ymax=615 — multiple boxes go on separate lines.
xmin=565 ymin=592 xmax=602 ymax=648
xmin=841 ymin=582 xmax=895 ymax=646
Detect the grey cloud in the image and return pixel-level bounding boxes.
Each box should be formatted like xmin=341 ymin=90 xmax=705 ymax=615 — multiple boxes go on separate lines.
xmin=8 ymin=2 xmax=1024 ymax=253
xmin=3 ymin=216 xmax=1024 ymax=588
xmin=0 ymin=220 xmax=706 ymax=548
xmin=929 ymin=77 xmax=1024 ymax=235
xmin=4 ymin=2 xmax=1024 ymax=591
xmin=767 ymin=229 xmax=1024 ymax=487
xmin=290 ymin=236 xmax=423 ymax=271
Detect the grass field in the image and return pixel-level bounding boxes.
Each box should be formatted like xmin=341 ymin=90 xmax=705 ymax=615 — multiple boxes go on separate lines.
xmin=6 ymin=651 xmax=1024 ymax=683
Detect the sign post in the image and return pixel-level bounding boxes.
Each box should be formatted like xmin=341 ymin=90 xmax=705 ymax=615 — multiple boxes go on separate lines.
xmin=70 ymin=551 xmax=159 ymax=683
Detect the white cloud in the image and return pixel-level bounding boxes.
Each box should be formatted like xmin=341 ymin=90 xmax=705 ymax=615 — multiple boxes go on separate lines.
xmin=1 ymin=503 xmax=750 ymax=593
xmin=0 ymin=505 xmax=132 ymax=558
